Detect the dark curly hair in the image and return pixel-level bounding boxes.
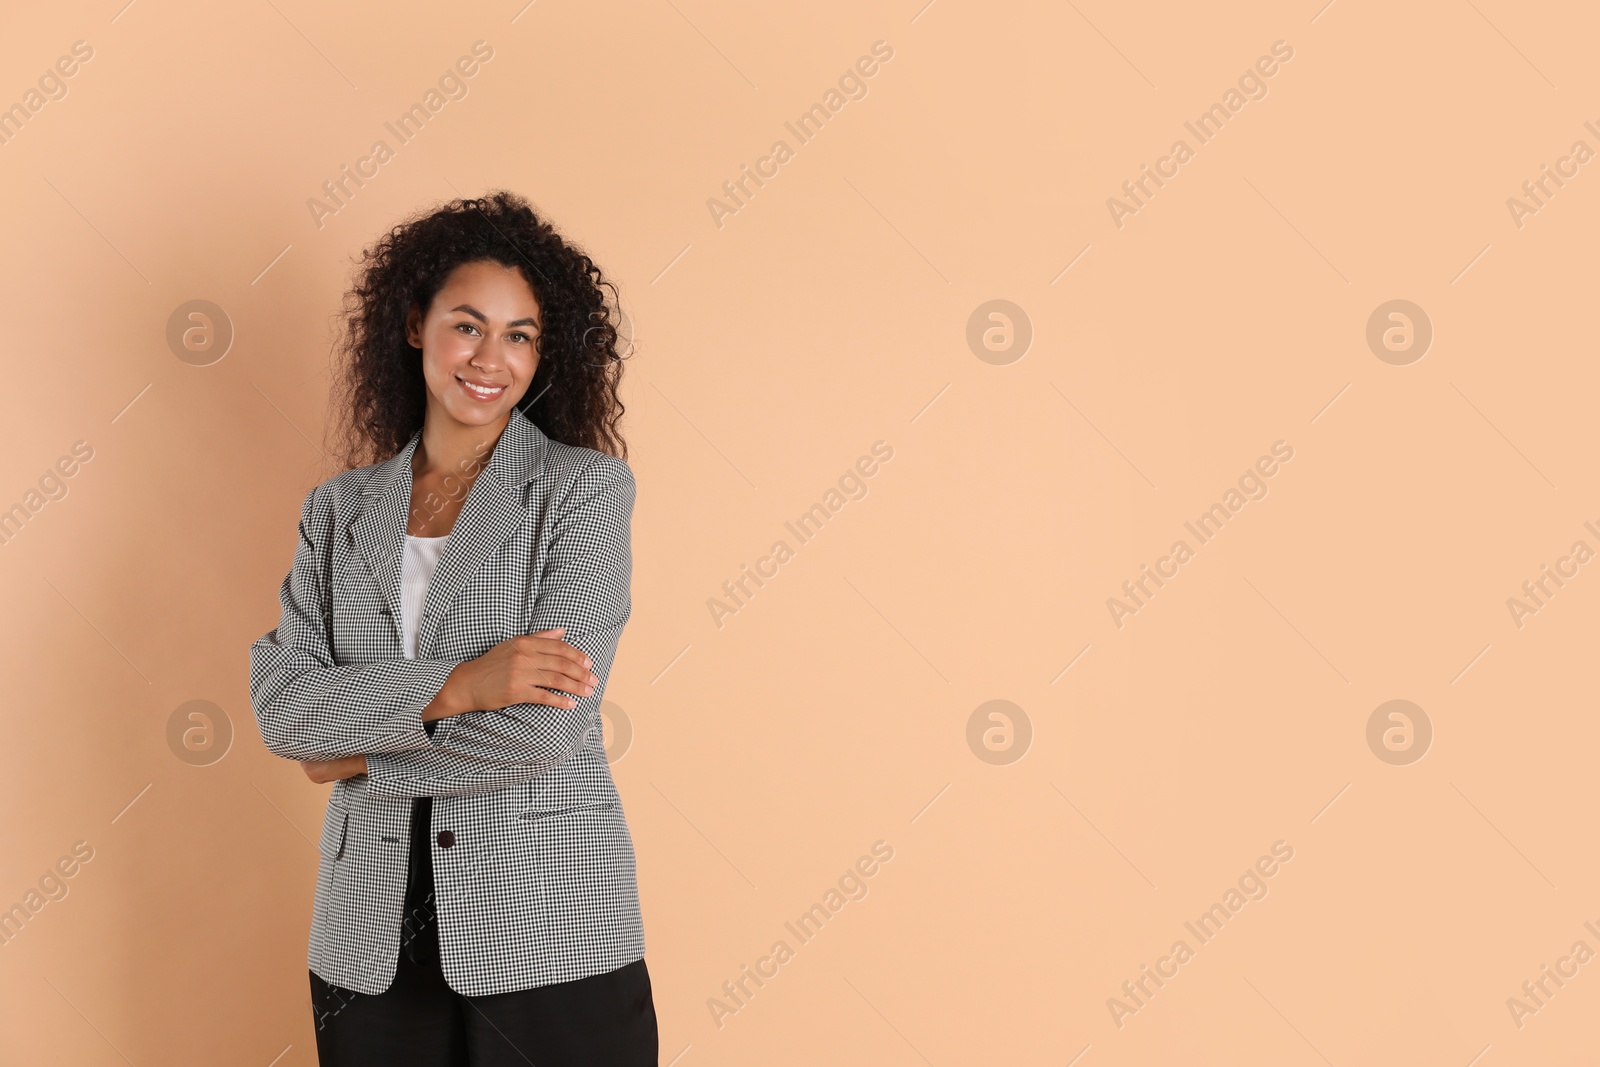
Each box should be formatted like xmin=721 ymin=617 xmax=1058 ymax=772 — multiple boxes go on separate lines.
xmin=326 ymin=189 xmax=630 ymax=471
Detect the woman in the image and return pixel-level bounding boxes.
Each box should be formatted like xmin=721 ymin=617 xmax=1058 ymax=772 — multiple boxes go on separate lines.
xmin=248 ymin=191 xmax=657 ymax=1065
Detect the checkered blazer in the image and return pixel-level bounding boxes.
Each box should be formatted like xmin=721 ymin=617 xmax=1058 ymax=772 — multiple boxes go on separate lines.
xmin=248 ymin=410 xmax=645 ymax=997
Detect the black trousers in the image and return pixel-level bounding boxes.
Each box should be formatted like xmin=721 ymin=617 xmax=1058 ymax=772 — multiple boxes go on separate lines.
xmin=309 ymin=793 xmax=658 ymax=1066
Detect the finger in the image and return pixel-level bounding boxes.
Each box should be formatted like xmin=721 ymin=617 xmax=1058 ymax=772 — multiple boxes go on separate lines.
xmin=517 ymin=631 xmax=590 ymax=665
xmin=526 ymin=668 xmax=590 ymax=701
xmin=515 ymin=636 xmax=595 ymax=680
xmin=520 ymin=682 xmax=583 ymax=709
xmin=537 ymin=652 xmax=595 ymax=684
xmin=531 ymin=653 xmax=595 ymax=691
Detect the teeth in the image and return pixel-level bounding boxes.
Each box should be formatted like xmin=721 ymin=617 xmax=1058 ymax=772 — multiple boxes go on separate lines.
xmin=461 ymin=379 xmax=504 ymax=396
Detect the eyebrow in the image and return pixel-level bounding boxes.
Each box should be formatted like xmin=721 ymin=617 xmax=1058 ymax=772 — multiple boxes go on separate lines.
xmin=450 ymin=304 xmax=539 ymax=330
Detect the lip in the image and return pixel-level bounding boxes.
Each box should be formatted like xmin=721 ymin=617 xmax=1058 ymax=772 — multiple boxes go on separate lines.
xmin=456 ymin=376 xmax=507 ymax=402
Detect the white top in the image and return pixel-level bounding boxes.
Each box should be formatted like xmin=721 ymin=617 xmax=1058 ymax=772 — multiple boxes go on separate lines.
xmin=400 ymin=533 xmax=450 ymax=660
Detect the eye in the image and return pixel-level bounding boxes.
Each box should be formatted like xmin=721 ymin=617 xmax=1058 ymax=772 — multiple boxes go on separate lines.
xmin=508 ymin=331 xmax=531 ymax=343
xmin=454 ymin=322 xmax=481 ymax=336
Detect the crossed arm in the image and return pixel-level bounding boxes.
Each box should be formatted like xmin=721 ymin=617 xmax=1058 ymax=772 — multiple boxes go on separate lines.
xmin=293 ymin=631 xmax=594 ymax=784
xmin=248 ymin=455 xmax=634 ymax=798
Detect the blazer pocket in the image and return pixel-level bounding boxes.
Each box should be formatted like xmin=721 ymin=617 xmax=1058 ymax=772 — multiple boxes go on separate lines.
xmin=318 ymin=805 xmax=349 ymax=859
xmin=514 ymin=801 xmax=619 ymax=822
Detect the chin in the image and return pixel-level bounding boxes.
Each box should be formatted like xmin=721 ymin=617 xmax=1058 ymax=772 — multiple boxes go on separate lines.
xmin=447 ymin=404 xmax=512 ymax=425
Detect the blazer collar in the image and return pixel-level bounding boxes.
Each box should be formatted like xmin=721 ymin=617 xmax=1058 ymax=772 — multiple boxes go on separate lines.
xmin=378 ymin=407 xmax=548 ymax=491
xmin=347 ymin=411 xmax=550 ymax=657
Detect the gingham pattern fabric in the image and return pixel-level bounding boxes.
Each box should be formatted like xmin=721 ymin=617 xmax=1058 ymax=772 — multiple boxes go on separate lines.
xmin=249 ymin=411 xmax=645 ymax=997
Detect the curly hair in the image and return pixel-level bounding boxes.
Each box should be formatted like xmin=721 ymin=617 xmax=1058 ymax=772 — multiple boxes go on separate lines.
xmin=326 ymin=189 xmax=629 ymax=471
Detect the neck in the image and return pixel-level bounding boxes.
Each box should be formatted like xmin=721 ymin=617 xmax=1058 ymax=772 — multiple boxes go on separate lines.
xmin=413 ymin=409 xmax=511 ymax=480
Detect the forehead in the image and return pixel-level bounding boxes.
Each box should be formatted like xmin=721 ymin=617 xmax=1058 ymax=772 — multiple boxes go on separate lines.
xmin=436 ymin=261 xmax=539 ymax=309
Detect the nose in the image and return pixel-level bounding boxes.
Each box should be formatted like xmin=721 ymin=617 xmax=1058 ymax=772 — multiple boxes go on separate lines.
xmin=469 ymin=343 xmax=505 ymax=371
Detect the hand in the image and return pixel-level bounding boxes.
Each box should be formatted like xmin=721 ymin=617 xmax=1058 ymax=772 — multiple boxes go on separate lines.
xmin=302 ymin=755 xmax=368 ymax=783
xmin=427 ymin=627 xmax=598 ymax=721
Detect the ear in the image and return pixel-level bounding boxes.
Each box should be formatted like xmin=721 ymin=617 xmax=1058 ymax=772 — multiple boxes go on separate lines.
xmin=405 ymin=304 xmax=424 ymax=349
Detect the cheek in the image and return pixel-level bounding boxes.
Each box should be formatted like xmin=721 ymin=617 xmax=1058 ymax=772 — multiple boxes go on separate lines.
xmin=512 ymin=347 xmax=539 ymax=381
xmin=420 ymin=352 xmax=452 ymax=392
xmin=422 ymin=333 xmax=473 ymax=377
xmin=432 ymin=325 xmax=475 ymax=357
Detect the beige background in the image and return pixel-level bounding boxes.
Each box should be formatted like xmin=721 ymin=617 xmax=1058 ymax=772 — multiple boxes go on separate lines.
xmin=1 ymin=0 xmax=1596 ymax=1063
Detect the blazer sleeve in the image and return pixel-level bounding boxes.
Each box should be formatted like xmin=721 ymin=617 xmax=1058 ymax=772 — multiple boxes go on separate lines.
xmin=362 ymin=455 xmax=635 ymax=799
xmin=249 ymin=485 xmax=454 ymax=761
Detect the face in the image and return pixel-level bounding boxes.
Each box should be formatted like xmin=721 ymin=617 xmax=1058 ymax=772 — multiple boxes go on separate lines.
xmin=406 ymin=260 xmax=541 ymax=430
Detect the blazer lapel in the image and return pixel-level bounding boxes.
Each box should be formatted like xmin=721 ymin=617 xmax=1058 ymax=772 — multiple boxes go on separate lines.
xmin=346 ymin=411 xmax=549 ymax=658
xmin=348 ymin=432 xmax=424 ymax=638
xmin=415 ymin=411 xmax=548 ymax=658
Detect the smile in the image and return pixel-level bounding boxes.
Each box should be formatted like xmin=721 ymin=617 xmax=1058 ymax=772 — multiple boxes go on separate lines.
xmin=457 ymin=377 xmax=506 ymax=401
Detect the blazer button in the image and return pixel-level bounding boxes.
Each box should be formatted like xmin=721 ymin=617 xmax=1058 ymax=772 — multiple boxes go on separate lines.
xmin=437 ymin=830 xmax=455 ymax=848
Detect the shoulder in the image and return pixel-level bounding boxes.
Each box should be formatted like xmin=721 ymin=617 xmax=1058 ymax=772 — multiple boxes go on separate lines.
xmin=295 ymin=457 xmax=392 ymax=530
xmin=539 ymin=440 xmax=636 ymax=535
xmin=540 ymin=438 xmax=635 ymax=509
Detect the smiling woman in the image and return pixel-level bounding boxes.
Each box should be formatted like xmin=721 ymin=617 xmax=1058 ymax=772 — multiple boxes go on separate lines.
xmin=397 ymin=260 xmax=544 ymax=542
xmin=250 ymin=190 xmax=655 ymax=1065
